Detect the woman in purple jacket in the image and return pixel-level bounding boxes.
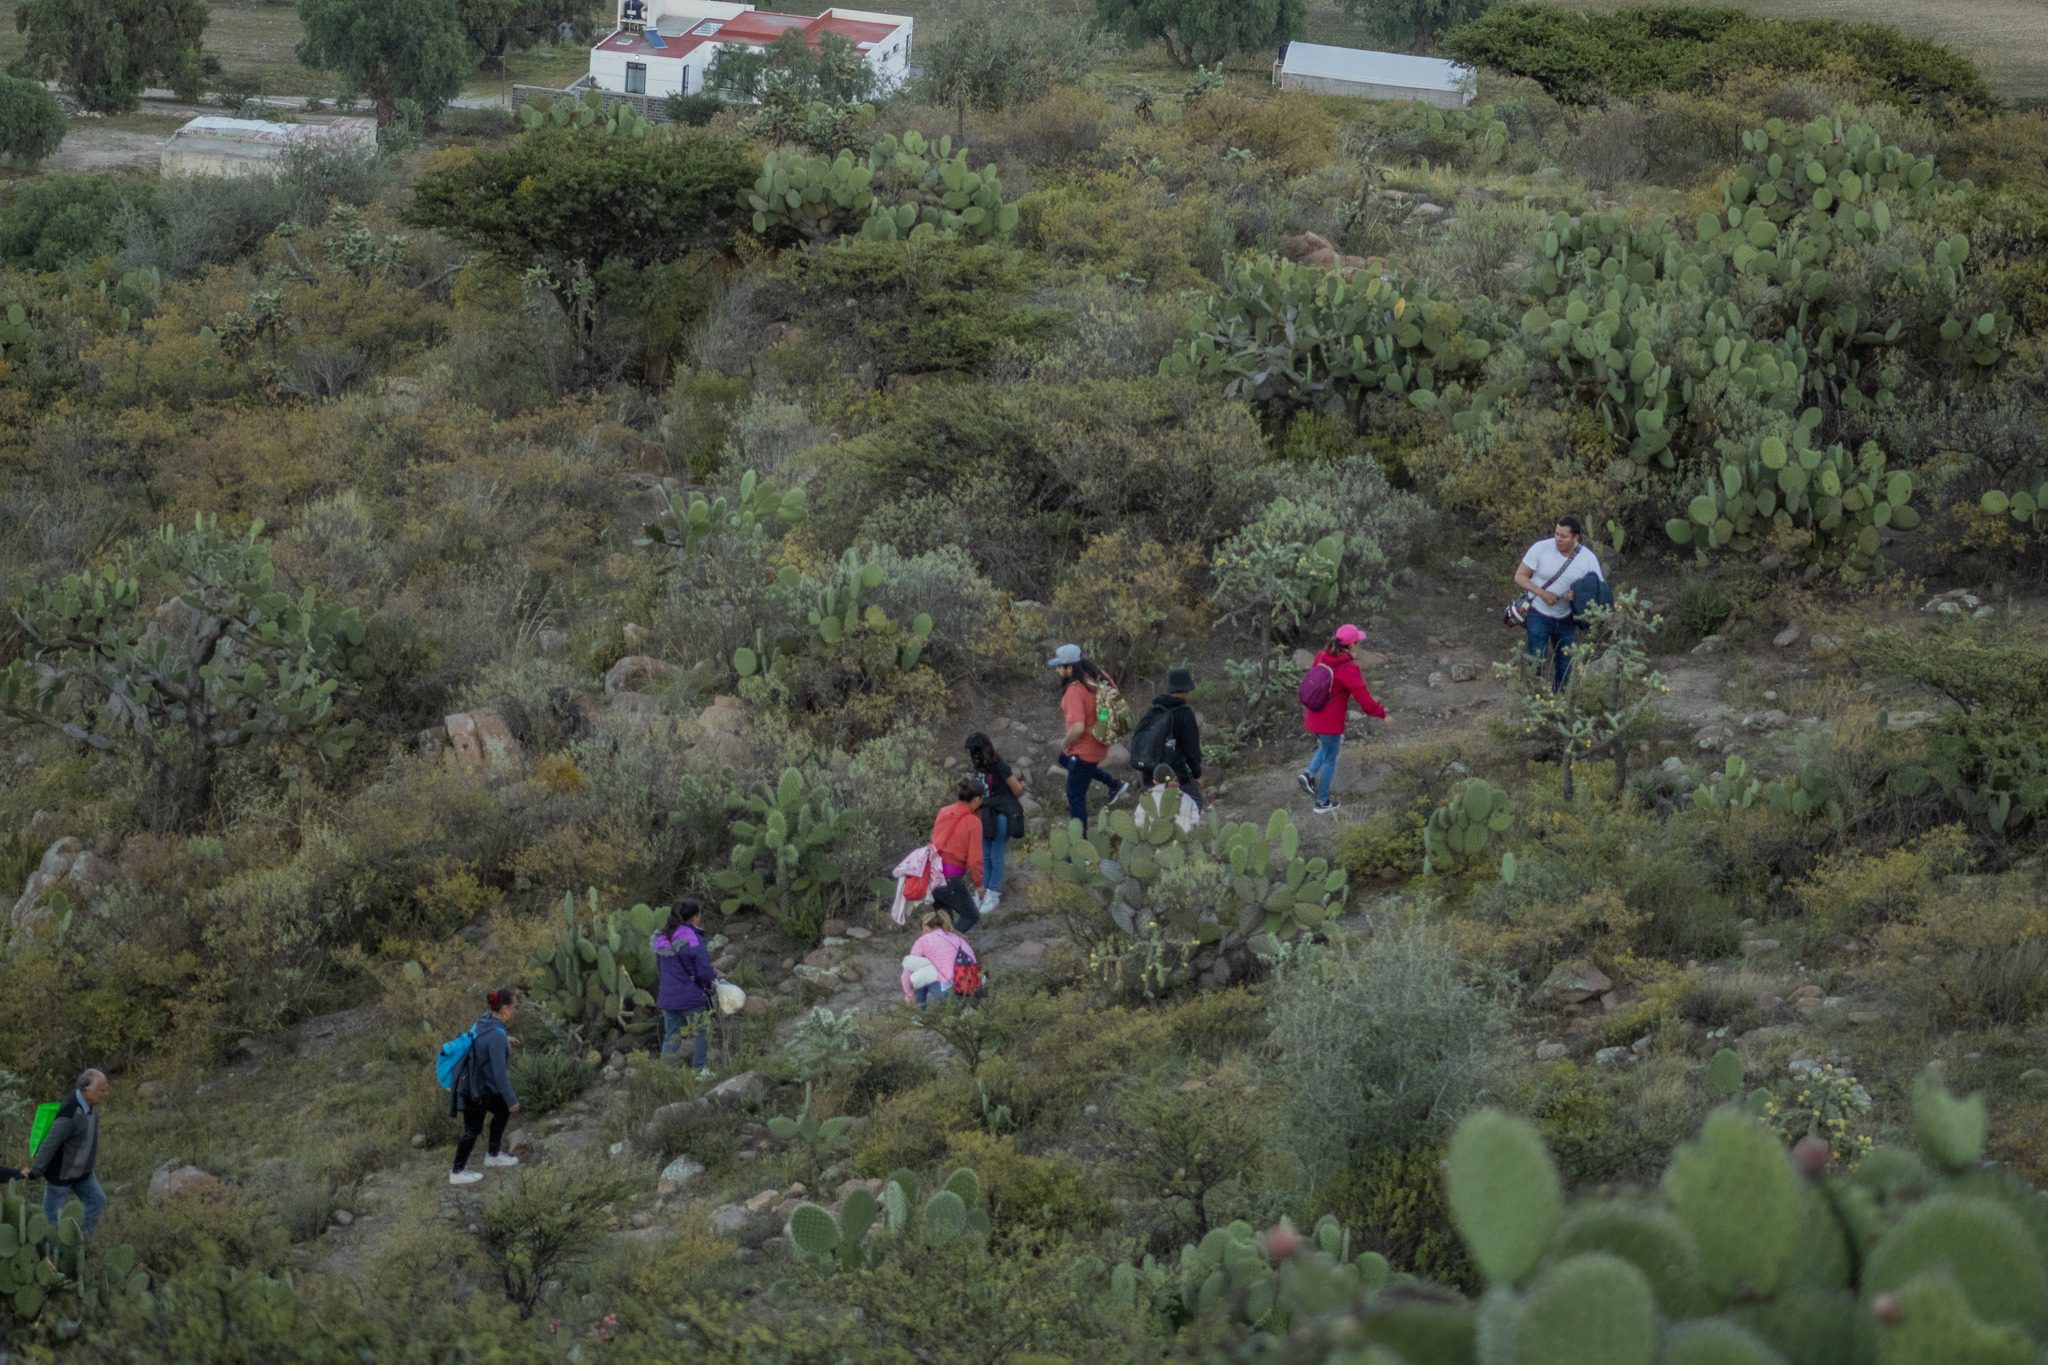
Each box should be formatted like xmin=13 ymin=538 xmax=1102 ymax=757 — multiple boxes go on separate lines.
xmin=652 ymin=897 xmax=718 ymax=1079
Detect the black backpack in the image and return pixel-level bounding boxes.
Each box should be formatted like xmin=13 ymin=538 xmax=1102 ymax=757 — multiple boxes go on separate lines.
xmin=1129 ymin=703 xmax=1171 ymax=776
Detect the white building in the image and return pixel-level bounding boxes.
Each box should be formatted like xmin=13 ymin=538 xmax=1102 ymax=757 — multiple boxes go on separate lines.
xmin=160 ymin=116 xmax=379 ymax=177
xmin=588 ymin=0 xmax=913 ymax=101
xmin=1275 ymin=42 xmax=1476 ymax=108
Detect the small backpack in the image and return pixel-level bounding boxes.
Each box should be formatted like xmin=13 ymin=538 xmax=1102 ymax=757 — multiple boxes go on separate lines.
xmin=951 ymin=939 xmax=984 ymax=998
xmin=1129 ymin=703 xmax=1172 ymax=774
xmin=436 ymin=1027 xmax=477 ymax=1092
xmin=1571 ymin=572 xmax=1615 ymax=621
xmin=1299 ymin=661 xmax=1335 ymax=713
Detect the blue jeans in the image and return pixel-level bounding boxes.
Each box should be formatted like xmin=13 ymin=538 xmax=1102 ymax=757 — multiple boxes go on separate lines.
xmin=1306 ymin=734 xmax=1343 ymax=804
xmin=1061 ymin=754 xmax=1120 ymax=831
xmin=44 ymin=1173 xmax=107 ymax=1236
xmin=915 ymin=981 xmax=953 ymax=1009
xmin=661 ymin=1008 xmax=709 ymax=1069
xmin=1525 ymin=611 xmax=1578 ymax=689
xmin=982 ymin=813 xmax=1009 ymax=894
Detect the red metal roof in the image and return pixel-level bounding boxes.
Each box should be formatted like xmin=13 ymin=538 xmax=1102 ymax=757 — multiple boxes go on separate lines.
xmin=596 ymin=8 xmax=902 ymax=61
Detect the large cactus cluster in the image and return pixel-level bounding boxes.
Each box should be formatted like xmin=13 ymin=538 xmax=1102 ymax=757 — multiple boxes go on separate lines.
xmin=0 ymin=1190 xmax=146 ymax=1323
xmin=733 ymin=550 xmax=932 ymax=683
xmin=1669 ymin=421 xmax=1917 ymax=573
xmin=1164 ymin=254 xmax=1495 ymax=422
xmin=1206 ymin=1068 xmax=2048 ymax=1365
xmin=636 ymin=468 xmax=808 ymax=570
xmin=788 ymin=1167 xmax=990 ymax=1272
xmin=1079 ymin=1215 xmax=1391 ymax=1334
xmin=531 ymin=888 xmax=661 ymax=1043
xmin=712 ymin=766 xmax=849 ymax=942
xmin=746 ymin=131 xmax=1020 ymax=245
xmin=1033 ymin=805 xmax=1346 ymax=979
xmin=1422 ymin=778 xmax=1513 ymax=876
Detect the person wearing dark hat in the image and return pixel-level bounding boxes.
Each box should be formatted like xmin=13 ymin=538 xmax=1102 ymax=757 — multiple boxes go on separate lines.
xmin=1131 ymin=665 xmax=1206 ymax=811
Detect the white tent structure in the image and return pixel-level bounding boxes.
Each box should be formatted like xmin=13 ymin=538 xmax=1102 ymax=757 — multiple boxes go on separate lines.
xmin=160 ymin=116 xmax=378 ymax=178
xmin=1275 ymin=42 xmax=1476 ymax=108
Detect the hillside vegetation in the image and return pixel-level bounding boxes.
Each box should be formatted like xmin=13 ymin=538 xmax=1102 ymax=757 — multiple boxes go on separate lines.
xmin=0 ymin=5 xmax=2046 ymax=1360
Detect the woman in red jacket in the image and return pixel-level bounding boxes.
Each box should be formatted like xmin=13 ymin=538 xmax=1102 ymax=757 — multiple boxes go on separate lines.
xmin=1298 ymin=623 xmax=1388 ymax=815
xmin=928 ymin=779 xmax=986 ymax=932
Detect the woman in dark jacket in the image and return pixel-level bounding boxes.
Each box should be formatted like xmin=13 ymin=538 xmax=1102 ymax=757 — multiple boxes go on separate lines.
xmin=449 ymin=988 xmax=521 ymax=1186
xmin=652 ymin=897 xmax=718 ymax=1078
xmin=966 ymin=732 xmax=1024 ymax=915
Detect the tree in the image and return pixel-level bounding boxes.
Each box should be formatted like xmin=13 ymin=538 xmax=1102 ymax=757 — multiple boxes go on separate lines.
xmin=1092 ymin=0 xmax=1304 ymax=70
xmin=12 ymin=0 xmax=207 ymax=113
xmin=0 ymin=519 xmax=372 ymax=833
xmin=454 ymin=0 xmax=596 ymax=75
xmin=0 ymin=75 xmax=66 ymax=168
xmin=296 ymin=0 xmax=471 ymax=122
xmin=914 ymin=0 xmax=1104 ymax=113
xmin=1338 ymin=0 xmax=1496 ymax=49
xmin=407 ymin=125 xmax=753 ymax=357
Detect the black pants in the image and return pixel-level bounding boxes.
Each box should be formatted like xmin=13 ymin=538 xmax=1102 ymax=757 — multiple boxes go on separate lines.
xmin=934 ymin=877 xmax=980 ymax=933
xmin=453 ymin=1094 xmax=511 ymax=1171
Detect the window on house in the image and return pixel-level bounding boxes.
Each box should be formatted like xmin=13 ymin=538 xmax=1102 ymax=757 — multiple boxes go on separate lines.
xmin=625 ymin=62 xmax=647 ymax=94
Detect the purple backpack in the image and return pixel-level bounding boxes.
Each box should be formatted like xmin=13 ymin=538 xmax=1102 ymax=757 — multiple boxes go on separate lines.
xmin=1299 ymin=662 xmax=1335 ymax=713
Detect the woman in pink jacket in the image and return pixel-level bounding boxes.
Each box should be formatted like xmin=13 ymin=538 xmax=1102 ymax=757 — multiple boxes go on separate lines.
xmin=1298 ymin=623 xmax=1388 ymax=815
xmin=901 ymin=910 xmax=974 ymax=1008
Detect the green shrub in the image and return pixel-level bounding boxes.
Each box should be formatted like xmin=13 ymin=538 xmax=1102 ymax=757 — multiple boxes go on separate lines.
xmin=1267 ymin=926 xmax=1517 ymax=1185
xmin=0 ymin=173 xmax=157 ymax=272
xmin=1325 ymin=1141 xmax=1478 ymax=1291
xmin=0 ymin=74 xmax=66 ymax=168
xmin=479 ymin=1157 xmax=639 ymax=1315
xmin=507 ymin=1046 xmax=596 ymax=1116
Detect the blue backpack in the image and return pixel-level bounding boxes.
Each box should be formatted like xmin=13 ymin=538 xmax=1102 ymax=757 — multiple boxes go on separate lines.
xmin=436 ymin=1027 xmax=477 ymax=1091
xmin=1571 ymin=572 xmax=1615 ymax=621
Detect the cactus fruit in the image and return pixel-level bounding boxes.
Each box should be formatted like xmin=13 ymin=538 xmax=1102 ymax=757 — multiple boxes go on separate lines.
xmin=1512 ymin=1253 xmax=1657 ymax=1365
xmin=1663 ymin=1108 xmax=1801 ymax=1301
xmin=1447 ymin=1110 xmax=1562 ymax=1286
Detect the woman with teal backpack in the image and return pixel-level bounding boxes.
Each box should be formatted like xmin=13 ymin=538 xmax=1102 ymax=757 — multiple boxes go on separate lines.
xmin=448 ymin=988 xmax=521 ymax=1187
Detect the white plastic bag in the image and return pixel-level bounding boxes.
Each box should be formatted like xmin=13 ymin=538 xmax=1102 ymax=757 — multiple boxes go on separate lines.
xmin=714 ymin=980 xmax=747 ymax=1016
xmin=902 ymin=955 xmax=941 ymax=990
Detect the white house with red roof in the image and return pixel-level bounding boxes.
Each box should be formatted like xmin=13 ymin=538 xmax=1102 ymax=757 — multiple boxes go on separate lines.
xmin=589 ymin=0 xmax=913 ymax=100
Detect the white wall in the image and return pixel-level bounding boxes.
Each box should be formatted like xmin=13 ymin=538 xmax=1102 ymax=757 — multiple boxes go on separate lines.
xmin=590 ymin=46 xmax=692 ymax=97
xmin=1278 ymin=72 xmax=1472 ymax=108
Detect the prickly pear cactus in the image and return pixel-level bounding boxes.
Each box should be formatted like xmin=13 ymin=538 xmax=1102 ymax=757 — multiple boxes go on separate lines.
xmin=530 ymin=888 xmax=661 ymax=1043
xmin=1221 ymin=1067 xmax=2048 ymax=1365
xmin=1421 ymin=778 xmax=1513 ymax=876
xmin=745 ymin=131 xmax=1020 ymax=245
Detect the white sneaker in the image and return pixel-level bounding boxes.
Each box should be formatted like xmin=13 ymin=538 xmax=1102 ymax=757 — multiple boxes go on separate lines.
xmin=1296 ymin=771 xmax=1315 ymax=797
xmin=1313 ymin=801 xmax=1341 ymax=815
xmin=980 ymin=891 xmax=1001 ymax=914
xmin=1109 ymin=781 xmax=1133 ymax=806
xmin=448 ymin=1170 xmax=483 ymax=1186
xmin=484 ymin=1153 xmax=520 ymax=1168
xmin=695 ymin=1068 xmax=714 ymax=1081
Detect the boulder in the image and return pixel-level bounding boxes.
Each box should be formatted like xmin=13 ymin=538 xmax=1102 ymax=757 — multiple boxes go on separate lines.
xmin=697 ymin=697 xmax=746 ymax=738
xmin=605 ymin=655 xmax=671 ymax=695
xmin=1772 ymin=624 xmax=1803 ymax=648
xmin=1450 ymin=662 xmax=1479 ymax=683
xmin=709 ymin=1203 xmax=753 ymax=1239
xmin=657 ymin=1156 xmax=705 ymax=1196
xmin=1536 ymin=959 xmax=1613 ymax=1004
xmin=12 ymin=837 xmax=114 ymax=933
xmin=443 ymin=708 xmax=521 ymax=768
xmin=1535 ymin=1042 xmax=1568 ymax=1062
xmin=704 ymin=1071 xmax=771 ymax=1111
xmin=149 ymin=1161 xmax=224 ymax=1204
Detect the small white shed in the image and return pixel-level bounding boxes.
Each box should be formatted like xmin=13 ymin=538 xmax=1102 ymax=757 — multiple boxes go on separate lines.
xmin=160 ymin=116 xmax=379 ymax=178
xmin=1276 ymin=42 xmax=1476 ymax=108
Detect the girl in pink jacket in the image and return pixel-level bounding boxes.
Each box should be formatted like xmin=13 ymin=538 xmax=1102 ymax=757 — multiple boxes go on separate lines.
xmin=901 ymin=910 xmax=973 ymax=1007
xmin=1298 ymin=623 xmax=1388 ymax=815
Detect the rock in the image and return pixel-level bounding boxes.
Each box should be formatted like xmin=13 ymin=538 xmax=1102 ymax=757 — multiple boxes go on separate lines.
xmin=1535 ymin=1042 xmax=1568 ymax=1062
xmin=535 ymin=628 xmax=568 ymax=657
xmin=12 ymin=836 xmax=115 ymax=932
xmin=1630 ymin=1034 xmax=1652 ymax=1055
xmin=1291 ymin=648 xmax=1315 ymax=670
xmin=1536 ymin=959 xmax=1613 ymax=1004
xmin=1450 ymin=662 xmax=1479 ymax=683
xmin=1756 ymin=993 xmax=1785 ymax=1014
xmin=1427 ymin=671 xmax=1448 ymax=689
xmin=844 ymin=925 xmax=872 ymax=941
xmin=1411 ymin=202 xmax=1448 ymax=220
xmin=657 ymin=1156 xmax=705 ymax=1196
xmin=1790 ymin=984 xmax=1823 ymax=1003
xmin=410 ymin=1132 xmax=426 ymax=1148
xmin=149 ymin=1161 xmax=224 ymax=1204
xmin=802 ymin=944 xmax=847 ymax=970
xmin=2018 ymin=1068 xmax=2048 ymax=1092
xmin=743 ymin=1188 xmax=780 ymax=1214
xmin=1846 ymin=1010 xmax=1882 ymax=1027
xmin=1689 ymin=635 xmax=1723 ymax=655
xmin=1740 ymin=938 xmax=1781 ymax=955
xmin=1809 ymin=633 xmax=1842 ymax=654
xmin=697 ymin=697 xmax=745 ymax=738
xmin=1594 ymin=1046 xmax=1630 ymax=1066
xmin=709 ymin=1204 xmax=753 ymax=1239
xmin=1009 ymin=939 xmax=1050 ymax=968
xmin=604 ymin=655 xmax=671 ymax=694
xmin=837 ymin=963 xmax=863 ymax=985
xmin=333 ymin=1209 xmax=354 ymax=1227
xmin=1692 ymin=724 xmax=1735 ymax=752
xmin=1745 ymin=709 xmax=1790 ymax=731
xmin=443 ymin=708 xmax=521 ymax=768
xmin=705 ymin=1071 xmax=771 ymax=1111
xmin=740 ymin=992 xmax=774 ymax=1016
xmin=1773 ymin=624 xmax=1803 ymax=648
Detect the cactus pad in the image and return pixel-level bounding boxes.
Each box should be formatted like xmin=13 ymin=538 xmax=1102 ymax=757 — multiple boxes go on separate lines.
xmin=1447 ymin=1109 xmax=1563 ymax=1286
xmin=1514 ymin=1253 xmax=1656 ymax=1365
xmin=1663 ymin=1108 xmax=1800 ymax=1301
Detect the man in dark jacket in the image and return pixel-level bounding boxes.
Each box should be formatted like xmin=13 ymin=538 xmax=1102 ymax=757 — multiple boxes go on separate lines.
xmin=1136 ymin=666 xmax=1206 ymax=811
xmin=30 ymin=1069 xmax=109 ymax=1235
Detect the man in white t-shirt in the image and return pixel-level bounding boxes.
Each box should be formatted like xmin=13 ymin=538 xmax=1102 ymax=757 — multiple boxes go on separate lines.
xmin=1514 ymin=514 xmax=1603 ymax=689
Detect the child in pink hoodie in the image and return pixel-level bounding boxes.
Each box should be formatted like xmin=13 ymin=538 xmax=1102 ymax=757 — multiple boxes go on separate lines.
xmin=901 ymin=910 xmax=973 ymax=1007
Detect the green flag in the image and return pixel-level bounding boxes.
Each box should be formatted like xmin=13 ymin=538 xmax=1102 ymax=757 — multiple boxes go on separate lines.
xmin=28 ymin=1102 xmax=59 ymax=1158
